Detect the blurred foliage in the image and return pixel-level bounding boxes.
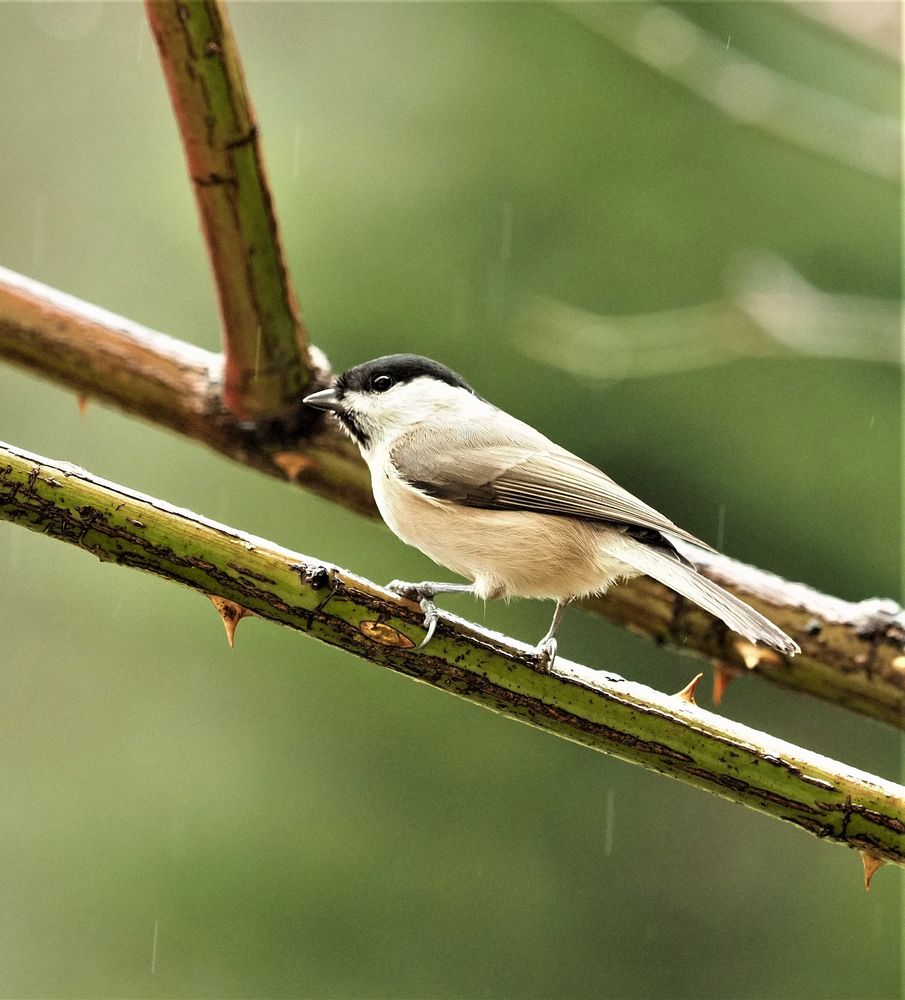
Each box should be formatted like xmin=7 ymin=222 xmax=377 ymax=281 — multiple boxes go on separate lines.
xmin=0 ymin=3 xmax=900 ymax=997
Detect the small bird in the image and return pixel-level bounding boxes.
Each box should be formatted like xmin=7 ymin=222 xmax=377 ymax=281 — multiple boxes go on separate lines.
xmin=304 ymin=354 xmax=799 ymax=665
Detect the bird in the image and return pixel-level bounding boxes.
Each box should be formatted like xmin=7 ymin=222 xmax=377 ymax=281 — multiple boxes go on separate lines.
xmin=304 ymin=354 xmax=799 ymax=666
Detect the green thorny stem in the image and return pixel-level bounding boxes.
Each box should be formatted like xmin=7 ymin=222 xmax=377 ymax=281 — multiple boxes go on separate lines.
xmin=1 ymin=440 xmax=903 ymax=876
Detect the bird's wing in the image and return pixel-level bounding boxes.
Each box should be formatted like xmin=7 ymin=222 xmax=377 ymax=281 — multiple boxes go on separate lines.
xmin=391 ymin=418 xmax=714 ymax=552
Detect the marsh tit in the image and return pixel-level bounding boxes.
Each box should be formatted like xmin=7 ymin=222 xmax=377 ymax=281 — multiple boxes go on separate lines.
xmin=304 ymin=354 xmax=799 ymax=665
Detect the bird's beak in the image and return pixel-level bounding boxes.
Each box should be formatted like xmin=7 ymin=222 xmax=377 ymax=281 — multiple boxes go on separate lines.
xmin=303 ymin=387 xmax=343 ymax=413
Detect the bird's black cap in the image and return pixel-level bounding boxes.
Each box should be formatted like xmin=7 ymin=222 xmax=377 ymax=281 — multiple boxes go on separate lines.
xmin=336 ymin=354 xmax=475 ymax=395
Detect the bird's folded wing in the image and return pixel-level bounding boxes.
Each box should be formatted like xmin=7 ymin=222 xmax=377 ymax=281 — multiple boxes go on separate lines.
xmin=393 ymin=436 xmax=714 ymax=551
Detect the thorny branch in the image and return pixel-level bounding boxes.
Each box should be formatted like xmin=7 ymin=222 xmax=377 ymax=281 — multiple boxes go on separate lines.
xmin=1 ymin=440 xmax=903 ymax=876
xmin=1 ymin=265 xmax=903 ymax=729
xmin=1 ymin=0 xmax=902 ymax=743
xmin=0 ymin=267 xmax=371 ymax=516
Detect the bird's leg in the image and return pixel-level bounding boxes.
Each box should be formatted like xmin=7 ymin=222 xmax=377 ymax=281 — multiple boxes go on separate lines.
xmin=534 ymin=599 xmax=572 ymax=670
xmin=385 ymin=580 xmax=475 ymax=648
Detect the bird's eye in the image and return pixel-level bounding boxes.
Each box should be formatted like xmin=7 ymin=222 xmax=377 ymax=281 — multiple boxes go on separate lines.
xmin=371 ymin=374 xmax=394 ymax=393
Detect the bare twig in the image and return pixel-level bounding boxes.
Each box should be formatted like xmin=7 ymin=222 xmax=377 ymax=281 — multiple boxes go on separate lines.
xmin=2 ymin=439 xmax=903 ymax=872
xmin=146 ymin=0 xmax=311 ymax=417
xmin=0 ymin=267 xmax=372 ymax=516
xmin=1 ymin=265 xmax=903 ymax=728
xmin=517 ymin=256 xmax=899 ymax=381
xmin=791 ymin=1 xmax=901 ymax=62
xmin=562 ymin=3 xmax=898 ymax=183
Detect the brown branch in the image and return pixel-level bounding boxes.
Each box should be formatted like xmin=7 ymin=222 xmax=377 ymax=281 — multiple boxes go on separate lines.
xmin=590 ymin=551 xmax=905 ymax=729
xmin=1 ymin=266 xmax=903 ymax=728
xmin=146 ymin=0 xmax=311 ymax=418
xmin=0 ymin=267 xmax=372 ymax=516
xmin=2 ymin=439 xmax=903 ymax=871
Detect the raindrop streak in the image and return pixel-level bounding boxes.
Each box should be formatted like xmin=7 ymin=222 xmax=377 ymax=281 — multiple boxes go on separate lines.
xmin=716 ymin=503 xmax=726 ymax=551
xmin=150 ymin=919 xmax=159 ymax=975
xmin=499 ymin=200 xmax=513 ymax=262
xmin=292 ymin=124 xmax=302 ymax=181
xmin=136 ymin=21 xmax=148 ymax=62
xmin=5 ymin=524 xmax=23 ymax=571
xmin=32 ymin=196 xmax=46 ymax=269
xmin=604 ymin=789 xmax=615 ymax=856
xmin=726 ymin=35 xmax=731 ymax=49
xmin=486 ymin=201 xmax=514 ymax=328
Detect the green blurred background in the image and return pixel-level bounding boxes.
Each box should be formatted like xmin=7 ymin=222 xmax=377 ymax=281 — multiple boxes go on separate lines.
xmin=0 ymin=2 xmax=901 ymax=997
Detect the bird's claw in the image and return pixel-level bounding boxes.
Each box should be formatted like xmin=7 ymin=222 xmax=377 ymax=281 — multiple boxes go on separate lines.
xmin=386 ymin=582 xmax=441 ymax=648
xmin=534 ymin=637 xmax=558 ymax=671
xmin=418 ymin=598 xmax=440 ymax=648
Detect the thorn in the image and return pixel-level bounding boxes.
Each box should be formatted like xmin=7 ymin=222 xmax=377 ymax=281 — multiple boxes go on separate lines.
xmin=712 ymin=662 xmax=741 ymax=705
xmin=674 ymin=672 xmax=703 ymax=705
xmin=273 ymin=450 xmax=316 ymax=480
xmin=359 ymin=620 xmax=415 ymax=649
xmin=76 ymin=392 xmax=90 ymax=416
xmin=860 ymin=850 xmax=886 ymax=891
xmin=733 ymin=638 xmax=782 ymax=670
xmin=207 ymin=594 xmax=255 ymax=648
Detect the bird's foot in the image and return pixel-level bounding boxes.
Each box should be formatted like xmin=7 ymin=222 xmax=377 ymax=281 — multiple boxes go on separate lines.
xmin=418 ymin=598 xmax=441 ymax=649
xmin=534 ymin=636 xmax=558 ymax=671
xmin=386 ymin=579 xmax=438 ymax=603
xmin=386 ymin=581 xmax=443 ymax=649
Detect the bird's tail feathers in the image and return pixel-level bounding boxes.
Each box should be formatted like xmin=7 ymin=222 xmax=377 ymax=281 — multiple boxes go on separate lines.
xmin=612 ymin=541 xmax=799 ymax=656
